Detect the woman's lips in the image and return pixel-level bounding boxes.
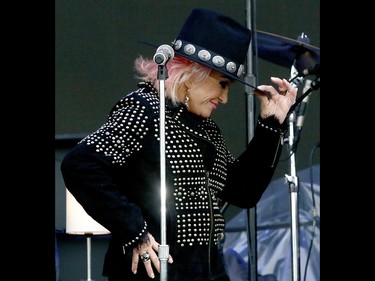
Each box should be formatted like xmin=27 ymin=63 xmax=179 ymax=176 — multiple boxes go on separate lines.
xmin=210 ymin=101 xmax=218 ymax=109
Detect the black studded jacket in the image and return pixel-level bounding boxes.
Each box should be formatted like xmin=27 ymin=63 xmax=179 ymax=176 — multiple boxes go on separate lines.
xmin=61 ymin=81 xmax=287 ymax=280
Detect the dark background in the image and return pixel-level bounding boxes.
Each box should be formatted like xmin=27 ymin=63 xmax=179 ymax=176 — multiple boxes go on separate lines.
xmin=55 ymin=1 xmax=320 ymax=280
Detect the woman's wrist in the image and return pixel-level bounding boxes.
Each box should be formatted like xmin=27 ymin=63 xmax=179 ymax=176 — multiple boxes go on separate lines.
xmin=257 ymin=115 xmax=288 ymax=134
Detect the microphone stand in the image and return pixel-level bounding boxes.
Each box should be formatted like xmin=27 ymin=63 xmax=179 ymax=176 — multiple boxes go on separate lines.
xmin=245 ymin=1 xmax=259 ymax=281
xmin=285 ymin=75 xmax=320 ymax=281
xmin=156 ymin=63 xmax=170 ymax=281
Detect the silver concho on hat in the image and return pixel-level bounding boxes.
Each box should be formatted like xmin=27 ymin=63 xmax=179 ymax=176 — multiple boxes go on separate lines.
xmin=173 ymin=39 xmax=183 ymax=50
xmin=237 ymin=64 xmax=245 ymax=77
xmin=172 ymin=39 xmax=244 ymax=78
xmin=212 ymin=55 xmax=225 ymax=67
xmin=197 ymin=50 xmax=211 ymax=61
xmin=226 ymin=62 xmax=237 ymax=73
xmin=183 ymin=44 xmax=196 ymax=55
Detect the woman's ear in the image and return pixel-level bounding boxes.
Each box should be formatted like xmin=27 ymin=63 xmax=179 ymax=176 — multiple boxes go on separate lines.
xmin=184 ymin=79 xmax=193 ymax=89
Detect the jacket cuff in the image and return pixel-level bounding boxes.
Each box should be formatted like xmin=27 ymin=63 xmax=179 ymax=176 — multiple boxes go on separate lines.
xmin=257 ymin=115 xmax=288 ymax=135
xmin=122 ymin=221 xmax=148 ymax=254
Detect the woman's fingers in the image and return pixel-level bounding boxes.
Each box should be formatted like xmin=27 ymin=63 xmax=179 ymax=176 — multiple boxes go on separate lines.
xmin=130 ymin=233 xmax=174 ymax=278
xmin=131 ymin=247 xmax=140 ymax=274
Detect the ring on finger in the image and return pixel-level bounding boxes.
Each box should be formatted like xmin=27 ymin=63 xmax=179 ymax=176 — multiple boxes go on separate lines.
xmin=140 ymin=252 xmax=150 ymax=263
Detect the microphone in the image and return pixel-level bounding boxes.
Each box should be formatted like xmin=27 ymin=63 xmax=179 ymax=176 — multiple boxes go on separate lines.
xmin=153 ymin=44 xmax=174 ymax=65
xmin=294 ymin=95 xmax=309 ymax=145
xmin=301 ymin=63 xmax=320 ymax=77
xmin=293 ymin=79 xmax=312 ymax=148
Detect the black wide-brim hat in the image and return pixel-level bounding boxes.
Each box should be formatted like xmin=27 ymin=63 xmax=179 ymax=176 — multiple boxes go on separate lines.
xmin=172 ymin=8 xmax=258 ymax=90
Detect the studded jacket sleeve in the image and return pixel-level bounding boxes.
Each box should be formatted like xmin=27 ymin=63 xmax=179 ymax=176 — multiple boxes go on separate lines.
xmin=219 ymin=115 xmax=288 ymax=208
xmin=60 ymin=90 xmax=156 ymax=249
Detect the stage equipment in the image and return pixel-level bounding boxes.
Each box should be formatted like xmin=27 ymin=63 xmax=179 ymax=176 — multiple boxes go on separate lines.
xmin=244 ymin=2 xmax=259 ymax=281
xmin=242 ymin=12 xmax=320 ymax=279
xmin=154 ymin=44 xmax=174 ymax=281
xmin=66 ymin=189 xmax=110 ymax=281
xmin=283 ymin=33 xmax=320 ymax=281
xmin=255 ymin=30 xmax=320 ymax=68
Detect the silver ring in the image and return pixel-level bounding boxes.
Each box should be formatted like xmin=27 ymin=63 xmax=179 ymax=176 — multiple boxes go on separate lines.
xmin=140 ymin=252 xmax=150 ymax=262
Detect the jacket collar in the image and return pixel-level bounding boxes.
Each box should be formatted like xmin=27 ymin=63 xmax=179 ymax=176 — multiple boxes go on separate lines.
xmin=170 ymin=105 xmax=211 ymax=141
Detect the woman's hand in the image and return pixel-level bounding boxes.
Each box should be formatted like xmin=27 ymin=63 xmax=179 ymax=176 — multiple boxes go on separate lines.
xmin=131 ymin=233 xmax=173 ymax=278
xmin=254 ymin=77 xmax=297 ymax=124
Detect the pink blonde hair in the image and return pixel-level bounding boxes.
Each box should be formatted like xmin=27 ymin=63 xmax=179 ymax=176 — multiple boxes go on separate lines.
xmin=134 ymin=55 xmax=211 ymax=105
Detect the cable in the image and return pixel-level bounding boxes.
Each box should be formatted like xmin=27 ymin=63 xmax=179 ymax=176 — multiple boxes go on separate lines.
xmin=302 ymin=141 xmax=320 ymax=281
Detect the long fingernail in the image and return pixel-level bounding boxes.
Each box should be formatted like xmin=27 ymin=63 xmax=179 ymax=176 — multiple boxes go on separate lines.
xmin=150 ymin=274 xmax=155 ymax=278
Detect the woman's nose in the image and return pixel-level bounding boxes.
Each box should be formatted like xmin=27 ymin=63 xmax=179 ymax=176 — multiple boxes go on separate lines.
xmin=219 ymin=90 xmax=228 ymax=104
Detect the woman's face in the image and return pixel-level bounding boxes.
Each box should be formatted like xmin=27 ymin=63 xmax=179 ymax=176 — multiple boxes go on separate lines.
xmin=187 ymin=70 xmax=232 ymax=118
